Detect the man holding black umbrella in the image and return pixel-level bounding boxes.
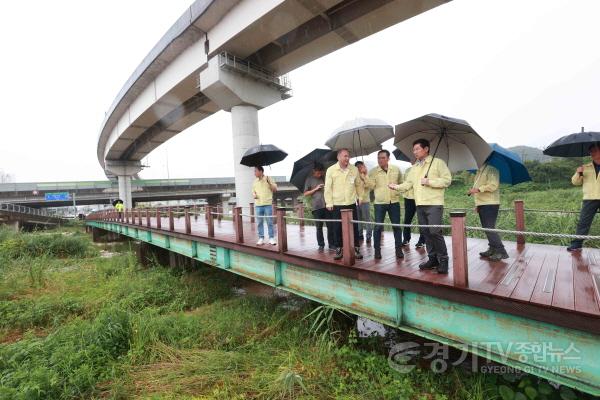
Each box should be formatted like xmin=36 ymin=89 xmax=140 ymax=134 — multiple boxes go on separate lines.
xmin=567 ymin=143 xmax=600 ymax=252
xmin=304 ymin=163 xmax=334 ymax=251
xmin=325 ymin=149 xmax=364 ymax=261
xmin=252 ymin=166 xmax=278 ymax=246
xmin=389 ymin=139 xmax=452 ymax=274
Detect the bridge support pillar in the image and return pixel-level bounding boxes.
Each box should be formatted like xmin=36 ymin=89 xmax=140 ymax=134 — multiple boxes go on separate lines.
xmin=105 ymin=160 xmax=143 ymax=209
xmin=9 ymin=220 xmax=20 ymax=232
xmin=199 ymin=54 xmax=291 ymax=210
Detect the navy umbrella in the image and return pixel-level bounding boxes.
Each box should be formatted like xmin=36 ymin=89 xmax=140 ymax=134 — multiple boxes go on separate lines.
xmin=543 ymin=127 xmax=600 ymax=157
xmin=290 ymin=148 xmax=337 ymax=191
xmin=240 ymin=144 xmax=288 ymax=167
xmin=392 ymin=148 xmax=411 ymax=162
xmin=472 ymin=143 xmax=531 ymax=185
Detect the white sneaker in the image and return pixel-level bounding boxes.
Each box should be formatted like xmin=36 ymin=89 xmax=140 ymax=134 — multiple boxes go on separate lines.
xmin=269 ymin=237 xmax=277 ymax=245
xmin=257 ymin=238 xmax=264 ymax=245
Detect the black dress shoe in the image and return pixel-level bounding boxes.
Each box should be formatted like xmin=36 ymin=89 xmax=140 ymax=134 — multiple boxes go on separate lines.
xmin=419 ymin=256 xmax=439 ymax=270
xmin=415 ymin=242 xmax=425 ymax=249
xmin=374 ymin=248 xmax=382 ymax=259
xmin=436 ymin=256 xmax=449 ymax=274
xmin=566 ymin=245 xmax=582 ymax=252
xmin=396 ymin=247 xmax=404 ymax=258
xmin=402 ymin=240 xmax=410 ymax=246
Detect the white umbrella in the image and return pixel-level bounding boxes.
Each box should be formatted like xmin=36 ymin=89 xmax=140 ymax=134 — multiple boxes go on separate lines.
xmin=325 ymin=117 xmax=394 ymax=157
xmin=393 ymin=113 xmax=492 ymax=173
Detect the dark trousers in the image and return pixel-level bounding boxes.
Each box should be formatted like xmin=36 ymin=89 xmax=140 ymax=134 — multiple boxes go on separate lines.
xmin=330 ymin=204 xmax=360 ymax=249
xmin=477 ymin=204 xmax=505 ymax=252
xmin=403 ymin=198 xmax=425 ymax=244
xmin=416 ymin=205 xmax=448 ymax=259
xmin=571 ymin=200 xmax=600 ymax=247
xmin=374 ymin=202 xmax=402 ymax=250
xmin=312 ymin=207 xmax=334 ymax=247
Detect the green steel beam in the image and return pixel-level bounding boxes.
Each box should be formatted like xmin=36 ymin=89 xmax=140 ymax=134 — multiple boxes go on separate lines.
xmin=87 ymin=221 xmax=600 ymax=395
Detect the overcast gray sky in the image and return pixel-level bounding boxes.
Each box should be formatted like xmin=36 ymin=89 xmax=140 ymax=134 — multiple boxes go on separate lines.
xmin=1 ymin=0 xmax=599 ymax=182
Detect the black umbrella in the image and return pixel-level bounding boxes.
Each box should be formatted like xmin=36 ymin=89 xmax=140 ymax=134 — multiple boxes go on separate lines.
xmin=112 ymin=199 xmax=123 ymax=207
xmin=289 ymin=148 xmax=337 ymax=191
xmin=543 ymin=127 xmax=600 ymax=157
xmin=392 ymin=148 xmax=411 ymax=162
xmin=240 ymin=144 xmax=288 ymax=167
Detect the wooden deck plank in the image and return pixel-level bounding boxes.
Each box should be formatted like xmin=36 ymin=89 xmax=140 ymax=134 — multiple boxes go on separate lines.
xmin=510 ymin=251 xmax=545 ymax=302
xmin=572 ymin=253 xmax=600 ymax=315
xmin=530 ymin=252 xmax=559 ymax=306
xmin=551 ymin=252 xmax=575 ymax=311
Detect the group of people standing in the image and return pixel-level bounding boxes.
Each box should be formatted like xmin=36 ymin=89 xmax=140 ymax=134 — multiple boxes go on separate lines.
xmin=251 ymin=140 xmax=600 ymax=273
xmin=301 ymin=138 xmax=508 ymax=274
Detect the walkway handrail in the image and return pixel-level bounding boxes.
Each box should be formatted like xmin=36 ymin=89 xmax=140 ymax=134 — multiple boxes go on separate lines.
xmin=0 ymin=202 xmax=50 ymax=217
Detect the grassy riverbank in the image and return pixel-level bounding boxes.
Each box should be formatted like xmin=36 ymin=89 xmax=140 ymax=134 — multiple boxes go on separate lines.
xmin=0 ymin=225 xmax=590 ymax=399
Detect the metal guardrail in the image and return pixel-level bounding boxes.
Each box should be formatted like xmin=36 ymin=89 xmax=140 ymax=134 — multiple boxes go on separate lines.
xmin=0 ymin=202 xmax=49 ymax=217
xmin=217 ymin=52 xmax=292 ymax=94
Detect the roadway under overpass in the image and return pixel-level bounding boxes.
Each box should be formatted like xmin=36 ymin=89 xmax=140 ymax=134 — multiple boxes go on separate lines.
xmin=0 ymin=177 xmax=299 ymax=208
xmin=98 ymin=0 xmax=450 ymax=208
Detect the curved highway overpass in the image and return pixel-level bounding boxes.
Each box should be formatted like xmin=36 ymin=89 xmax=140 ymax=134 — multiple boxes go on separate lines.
xmin=98 ymin=0 xmax=450 ymax=208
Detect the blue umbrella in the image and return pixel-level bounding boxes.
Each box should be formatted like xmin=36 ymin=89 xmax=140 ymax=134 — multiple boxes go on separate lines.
xmin=473 ymin=143 xmax=531 ymax=185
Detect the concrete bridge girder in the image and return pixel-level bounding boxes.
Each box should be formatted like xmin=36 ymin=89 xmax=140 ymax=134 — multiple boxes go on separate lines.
xmin=199 ymin=54 xmax=290 ymax=210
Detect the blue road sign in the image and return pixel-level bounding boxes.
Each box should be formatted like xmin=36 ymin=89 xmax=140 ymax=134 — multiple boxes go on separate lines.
xmin=45 ymin=192 xmax=70 ymax=201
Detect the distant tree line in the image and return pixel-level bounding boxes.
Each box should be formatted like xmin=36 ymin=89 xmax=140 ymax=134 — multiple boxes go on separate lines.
xmin=524 ymin=157 xmax=586 ymax=185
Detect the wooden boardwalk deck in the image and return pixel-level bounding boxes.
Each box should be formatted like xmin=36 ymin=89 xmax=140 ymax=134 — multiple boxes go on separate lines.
xmin=115 ymin=213 xmax=600 ymax=335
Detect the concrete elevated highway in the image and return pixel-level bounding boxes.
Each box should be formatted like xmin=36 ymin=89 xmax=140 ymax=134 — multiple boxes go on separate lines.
xmin=98 ymin=0 xmax=450 ymax=208
xmin=0 ymin=177 xmax=297 ymax=208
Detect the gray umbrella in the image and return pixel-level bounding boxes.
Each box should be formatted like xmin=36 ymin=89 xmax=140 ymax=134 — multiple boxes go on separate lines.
xmin=325 ymin=117 xmax=394 ymax=157
xmin=393 ymin=113 xmax=492 ymax=173
xmin=543 ymin=127 xmax=600 ymax=157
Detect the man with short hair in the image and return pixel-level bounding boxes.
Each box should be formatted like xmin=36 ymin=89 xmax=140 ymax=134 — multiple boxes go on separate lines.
xmin=304 ymin=163 xmax=334 ymax=250
xmin=354 ymin=161 xmax=373 ymax=244
xmin=389 ymin=139 xmax=452 ymax=273
xmin=252 ymin=166 xmax=277 ymax=246
xmin=468 ymin=165 xmax=509 ymax=261
xmin=324 ymin=149 xmax=364 ymax=261
xmin=567 ymin=143 xmax=600 ymax=252
xmin=368 ymin=150 xmax=403 ymax=260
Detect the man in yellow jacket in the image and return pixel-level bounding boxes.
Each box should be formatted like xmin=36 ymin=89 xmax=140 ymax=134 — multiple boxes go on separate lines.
xmin=389 ymin=139 xmax=452 ymax=273
xmin=252 ymin=166 xmax=277 ymax=246
xmin=368 ymin=150 xmax=403 ymax=260
xmin=468 ymin=164 xmax=509 ymax=261
xmin=567 ymin=143 xmax=600 ymax=251
xmin=325 ymin=149 xmax=364 ymax=261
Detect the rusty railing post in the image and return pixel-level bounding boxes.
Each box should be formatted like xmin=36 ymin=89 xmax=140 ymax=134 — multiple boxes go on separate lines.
xmin=146 ymin=209 xmax=151 ymax=228
xmin=184 ymin=207 xmax=191 ymax=234
xmin=168 ymin=207 xmax=175 ymax=231
xmin=450 ymin=212 xmax=469 ymax=287
xmin=207 ymin=206 xmax=215 ymax=238
xmin=249 ymin=202 xmax=255 ymax=223
xmin=340 ymin=209 xmax=355 ymax=266
xmin=233 ymin=206 xmax=244 ymax=243
xmin=131 ymin=209 xmax=136 ymax=225
xmin=156 ymin=208 xmax=161 ymax=229
xmin=514 ymin=200 xmax=525 ymax=245
xmin=277 ymin=207 xmax=287 ymax=253
xmin=194 ymin=205 xmax=198 ymax=221
xmin=217 ymin=204 xmax=222 ymax=222
xmin=297 ymin=201 xmax=305 ymax=228
xmin=125 ymin=209 xmax=130 ymax=224
xmin=137 ymin=209 xmax=142 ymax=226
